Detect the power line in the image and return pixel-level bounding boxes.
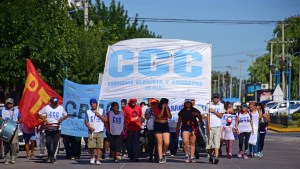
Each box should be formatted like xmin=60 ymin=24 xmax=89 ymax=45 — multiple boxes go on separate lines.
xmin=129 ymin=17 xmax=279 ymax=25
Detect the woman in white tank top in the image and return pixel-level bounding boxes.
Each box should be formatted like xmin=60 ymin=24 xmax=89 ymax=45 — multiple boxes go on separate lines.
xmin=248 ymin=102 xmax=262 ymax=157
xmin=235 ymin=104 xmax=254 ymax=159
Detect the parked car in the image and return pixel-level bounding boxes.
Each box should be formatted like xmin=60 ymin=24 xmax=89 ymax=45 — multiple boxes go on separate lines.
xmin=266 ymin=101 xmax=278 ymax=109
xmin=277 ymin=103 xmax=300 ymax=115
xmin=269 ymin=101 xmax=300 ymax=115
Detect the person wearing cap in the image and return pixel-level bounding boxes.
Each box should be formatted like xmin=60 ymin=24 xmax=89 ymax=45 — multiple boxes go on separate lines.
xmin=206 ymin=93 xmax=225 ymax=164
xmin=144 ymin=98 xmax=158 ymax=162
xmin=222 ymin=116 xmax=235 ymax=159
xmin=153 ymin=98 xmax=172 ymax=164
xmin=123 ymin=98 xmax=142 ymax=162
xmin=84 ymin=98 xmax=107 ymax=165
xmin=235 ymin=104 xmax=254 ymax=159
xmin=0 ymin=98 xmax=21 ymax=165
xmin=176 ymin=99 xmax=201 ymax=163
xmin=38 ymin=97 xmax=68 ymax=163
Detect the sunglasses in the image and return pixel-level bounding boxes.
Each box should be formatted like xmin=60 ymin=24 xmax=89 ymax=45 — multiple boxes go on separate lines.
xmin=6 ymin=103 xmax=13 ymax=105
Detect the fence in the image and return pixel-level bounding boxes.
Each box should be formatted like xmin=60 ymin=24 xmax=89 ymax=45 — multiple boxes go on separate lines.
xmin=270 ymin=114 xmax=288 ymax=127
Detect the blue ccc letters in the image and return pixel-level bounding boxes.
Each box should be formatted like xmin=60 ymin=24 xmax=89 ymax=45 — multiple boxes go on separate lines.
xmin=108 ymin=49 xmax=203 ymax=77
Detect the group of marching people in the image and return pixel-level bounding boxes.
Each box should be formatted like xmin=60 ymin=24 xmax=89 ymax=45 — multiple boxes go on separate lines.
xmin=0 ymin=94 xmax=269 ymax=165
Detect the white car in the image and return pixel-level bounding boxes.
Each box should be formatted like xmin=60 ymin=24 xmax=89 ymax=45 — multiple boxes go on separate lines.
xmin=277 ymin=103 xmax=300 ymax=115
xmin=269 ymin=101 xmax=300 ymax=115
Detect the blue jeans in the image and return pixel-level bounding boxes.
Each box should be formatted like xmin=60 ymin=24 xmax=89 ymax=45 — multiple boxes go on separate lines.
xmin=126 ymin=131 xmax=140 ymax=159
xmin=257 ymin=131 xmax=266 ymax=152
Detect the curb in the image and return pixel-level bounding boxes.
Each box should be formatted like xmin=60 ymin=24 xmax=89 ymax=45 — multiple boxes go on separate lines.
xmin=268 ymin=125 xmax=300 ymax=132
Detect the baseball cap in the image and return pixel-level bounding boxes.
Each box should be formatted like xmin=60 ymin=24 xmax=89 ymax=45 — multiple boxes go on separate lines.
xmin=213 ymin=93 xmax=220 ymax=98
xmin=226 ymin=116 xmax=232 ymax=123
xmin=129 ymin=98 xmax=137 ymax=102
xmin=5 ymin=98 xmax=14 ymax=104
xmin=184 ymin=99 xmax=192 ymax=103
xmin=241 ymin=104 xmax=248 ymax=108
xmin=50 ymin=97 xmax=58 ymax=104
xmin=90 ymin=98 xmax=98 ymax=105
xmin=150 ymin=99 xmax=158 ymax=104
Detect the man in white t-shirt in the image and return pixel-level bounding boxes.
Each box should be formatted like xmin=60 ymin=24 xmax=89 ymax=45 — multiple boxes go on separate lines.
xmin=84 ymin=98 xmax=107 ymax=165
xmin=38 ymin=97 xmax=68 ymax=163
xmin=206 ymin=93 xmax=225 ymax=165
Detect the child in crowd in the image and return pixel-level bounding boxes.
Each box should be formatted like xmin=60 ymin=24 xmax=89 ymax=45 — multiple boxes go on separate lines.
xmin=222 ymin=116 xmax=235 ymax=159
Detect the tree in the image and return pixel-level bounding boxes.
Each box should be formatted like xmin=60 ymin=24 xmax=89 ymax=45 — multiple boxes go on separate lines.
xmin=0 ymin=0 xmax=79 ymax=95
xmin=248 ymin=15 xmax=300 ymax=99
xmin=0 ymin=0 xmax=160 ymax=100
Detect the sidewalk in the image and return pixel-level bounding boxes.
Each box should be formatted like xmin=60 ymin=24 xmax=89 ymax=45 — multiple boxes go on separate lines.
xmin=268 ymin=124 xmax=300 ymax=132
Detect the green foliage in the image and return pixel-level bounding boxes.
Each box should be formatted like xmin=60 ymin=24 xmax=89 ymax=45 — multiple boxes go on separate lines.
xmin=248 ymin=16 xmax=300 ymax=100
xmin=0 ymin=0 xmax=159 ymax=96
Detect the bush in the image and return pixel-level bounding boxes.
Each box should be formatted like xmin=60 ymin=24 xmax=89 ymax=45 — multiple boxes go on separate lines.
xmin=292 ymin=113 xmax=300 ymax=120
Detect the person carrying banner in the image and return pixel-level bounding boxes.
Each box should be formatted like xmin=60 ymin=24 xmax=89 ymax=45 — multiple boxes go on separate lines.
xmin=105 ymin=102 xmax=125 ymax=163
xmin=38 ymin=97 xmax=68 ymax=163
xmin=120 ymin=99 xmax=128 ymax=157
xmin=124 ymin=98 xmax=142 ymax=162
xmin=0 ymin=98 xmax=21 ymax=165
xmin=206 ymin=93 xmax=225 ymax=165
xmin=85 ymin=98 xmax=107 ymax=165
xmin=176 ymin=99 xmax=201 ymax=163
xmin=154 ymin=98 xmax=172 ymax=164
xmin=145 ymin=99 xmax=159 ymax=162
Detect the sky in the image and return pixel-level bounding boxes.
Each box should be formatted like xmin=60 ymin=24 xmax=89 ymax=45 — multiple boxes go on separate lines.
xmin=100 ymin=0 xmax=300 ymax=79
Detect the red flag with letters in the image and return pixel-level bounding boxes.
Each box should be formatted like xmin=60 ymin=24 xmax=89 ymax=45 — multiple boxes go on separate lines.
xmin=19 ymin=59 xmax=62 ymax=128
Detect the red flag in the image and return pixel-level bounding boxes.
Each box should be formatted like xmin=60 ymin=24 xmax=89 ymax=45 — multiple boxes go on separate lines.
xmin=19 ymin=59 xmax=62 ymax=128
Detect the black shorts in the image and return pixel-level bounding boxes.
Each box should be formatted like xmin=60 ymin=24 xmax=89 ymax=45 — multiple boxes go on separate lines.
xmin=154 ymin=122 xmax=169 ymax=134
xmin=107 ymin=133 xmax=123 ymax=152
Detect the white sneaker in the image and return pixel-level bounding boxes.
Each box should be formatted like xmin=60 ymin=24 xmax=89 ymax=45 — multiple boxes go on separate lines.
xmin=96 ymin=160 xmax=101 ymax=165
xmin=90 ymin=158 xmax=95 ymax=165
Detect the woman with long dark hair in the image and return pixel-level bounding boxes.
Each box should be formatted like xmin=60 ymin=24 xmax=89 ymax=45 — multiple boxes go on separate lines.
xmin=176 ymin=99 xmax=201 ymax=163
xmin=105 ymin=102 xmax=125 ymax=163
xmin=153 ymin=98 xmax=172 ymax=164
xmin=256 ymin=103 xmax=268 ymax=157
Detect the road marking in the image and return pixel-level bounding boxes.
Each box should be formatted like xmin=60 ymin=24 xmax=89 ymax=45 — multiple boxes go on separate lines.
xmin=120 ymin=163 xmax=126 ymax=169
xmin=236 ymin=164 xmax=242 ymax=169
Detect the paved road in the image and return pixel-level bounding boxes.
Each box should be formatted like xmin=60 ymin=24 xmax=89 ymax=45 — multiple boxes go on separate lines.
xmin=1 ymin=131 xmax=300 ymax=169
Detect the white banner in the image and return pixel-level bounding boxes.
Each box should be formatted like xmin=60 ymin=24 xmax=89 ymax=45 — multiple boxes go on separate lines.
xmin=100 ymin=38 xmax=212 ymax=101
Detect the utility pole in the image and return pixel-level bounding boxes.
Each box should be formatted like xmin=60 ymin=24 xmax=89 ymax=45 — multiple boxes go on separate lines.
xmin=84 ymin=0 xmax=89 ymax=31
xmin=237 ymin=59 xmax=246 ymax=101
xmin=281 ymin=23 xmax=285 ymax=97
xmin=218 ymin=73 xmax=220 ymax=94
xmin=227 ymin=66 xmax=233 ymax=98
xmin=268 ymin=41 xmax=276 ymax=89
xmin=213 ymin=80 xmax=218 ymax=93
xmin=222 ymin=73 xmax=225 ymax=98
